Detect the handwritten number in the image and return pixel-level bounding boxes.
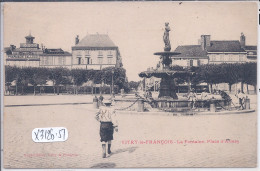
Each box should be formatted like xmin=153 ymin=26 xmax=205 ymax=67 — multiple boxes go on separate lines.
xmin=34 ymin=130 xmax=39 ymax=140
xmin=33 ymin=128 xmax=67 ymax=142
xmin=40 ymin=130 xmax=44 ymax=140
xmin=62 ymin=129 xmax=65 ymax=140
xmin=58 ymin=129 xmax=66 ymax=140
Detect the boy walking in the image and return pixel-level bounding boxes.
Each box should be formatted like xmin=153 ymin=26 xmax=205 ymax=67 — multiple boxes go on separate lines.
xmin=96 ymin=99 xmax=118 ymax=158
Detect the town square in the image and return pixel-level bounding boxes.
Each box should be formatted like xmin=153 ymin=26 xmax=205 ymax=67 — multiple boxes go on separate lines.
xmin=2 ymin=1 xmax=258 ymax=169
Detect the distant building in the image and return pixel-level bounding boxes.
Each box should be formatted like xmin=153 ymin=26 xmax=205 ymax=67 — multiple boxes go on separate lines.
xmin=4 ymin=34 xmax=43 ymax=67
xmin=172 ymin=45 xmax=208 ymax=67
xmin=240 ymin=33 xmax=257 ymax=62
xmin=172 ymin=33 xmax=257 ymax=67
xmin=71 ymin=34 xmax=123 ymax=70
xmin=205 ymin=34 xmax=248 ymax=64
xmin=39 ymin=48 xmax=72 ymax=69
xmin=4 ymin=34 xmax=72 ymax=69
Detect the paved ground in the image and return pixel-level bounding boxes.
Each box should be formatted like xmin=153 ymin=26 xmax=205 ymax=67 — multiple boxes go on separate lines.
xmin=3 ymin=95 xmax=257 ymax=168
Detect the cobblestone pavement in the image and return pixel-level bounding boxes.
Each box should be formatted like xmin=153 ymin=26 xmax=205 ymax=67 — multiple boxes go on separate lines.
xmin=3 ymin=95 xmax=257 ymax=168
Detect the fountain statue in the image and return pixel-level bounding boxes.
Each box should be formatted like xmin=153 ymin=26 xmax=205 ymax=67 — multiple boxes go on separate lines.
xmin=163 ymin=22 xmax=171 ymax=51
xmin=139 ymin=23 xmax=191 ymax=99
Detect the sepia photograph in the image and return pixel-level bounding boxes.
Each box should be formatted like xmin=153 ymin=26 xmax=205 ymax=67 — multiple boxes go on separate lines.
xmin=2 ymin=1 xmax=258 ymax=168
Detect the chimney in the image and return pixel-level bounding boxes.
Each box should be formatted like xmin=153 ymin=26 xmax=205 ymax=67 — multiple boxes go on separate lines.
xmin=201 ymin=35 xmax=211 ymax=50
xmin=10 ymin=45 xmax=16 ymax=51
xmin=240 ymin=32 xmax=245 ymax=49
xmin=75 ymin=35 xmax=79 ymax=45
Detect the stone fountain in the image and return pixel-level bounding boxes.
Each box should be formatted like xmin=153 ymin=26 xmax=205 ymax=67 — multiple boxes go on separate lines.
xmin=139 ymin=22 xmax=191 ymax=100
xmin=114 ymin=23 xmax=241 ymax=113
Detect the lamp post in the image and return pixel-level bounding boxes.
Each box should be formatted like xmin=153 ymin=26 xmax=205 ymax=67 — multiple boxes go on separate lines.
xmin=112 ymin=69 xmax=114 ymax=96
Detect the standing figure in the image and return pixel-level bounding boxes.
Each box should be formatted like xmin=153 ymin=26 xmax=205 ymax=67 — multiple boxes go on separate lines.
xmin=236 ymin=90 xmax=245 ymax=110
xmin=188 ymin=89 xmax=197 ymax=109
xmin=96 ymin=99 xmax=118 ymax=158
xmin=163 ymin=22 xmax=171 ymax=51
xmin=99 ymin=95 xmax=104 ymax=106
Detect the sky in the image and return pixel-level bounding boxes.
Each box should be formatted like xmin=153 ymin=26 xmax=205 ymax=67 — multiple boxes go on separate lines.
xmin=3 ymin=2 xmax=258 ymax=81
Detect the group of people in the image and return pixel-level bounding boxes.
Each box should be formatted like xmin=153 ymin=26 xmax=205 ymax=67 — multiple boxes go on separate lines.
xmin=95 ymin=96 xmax=118 ymax=158
xmin=188 ymin=88 xmax=246 ymax=110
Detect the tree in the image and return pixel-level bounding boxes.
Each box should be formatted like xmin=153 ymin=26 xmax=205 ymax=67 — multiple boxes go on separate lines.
xmin=241 ymin=62 xmax=257 ymax=93
xmin=71 ymin=69 xmax=87 ymax=94
xmin=5 ymin=66 xmax=18 ymax=95
xmin=28 ymin=67 xmax=49 ymax=95
xmin=128 ymin=81 xmax=141 ymax=90
xmin=221 ymin=63 xmax=241 ymax=92
xmin=17 ymin=67 xmax=30 ymax=95
xmin=48 ymin=67 xmax=70 ymax=95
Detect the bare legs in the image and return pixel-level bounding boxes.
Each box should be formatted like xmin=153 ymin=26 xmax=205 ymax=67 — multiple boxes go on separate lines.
xmin=108 ymin=141 xmax=112 ymax=154
xmin=102 ymin=143 xmax=106 ymax=158
xmin=102 ymin=141 xmax=112 ymax=158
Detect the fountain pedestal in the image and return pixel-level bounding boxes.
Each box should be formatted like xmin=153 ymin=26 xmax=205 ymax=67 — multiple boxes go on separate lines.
xmin=158 ymin=76 xmax=178 ymax=99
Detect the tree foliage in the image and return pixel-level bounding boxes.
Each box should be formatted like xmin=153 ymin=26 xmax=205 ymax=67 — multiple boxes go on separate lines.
xmin=4 ymin=66 xmax=129 ymax=95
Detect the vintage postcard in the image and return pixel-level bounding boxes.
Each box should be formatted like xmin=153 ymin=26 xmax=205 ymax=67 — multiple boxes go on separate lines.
xmin=2 ymin=1 xmax=258 ymax=168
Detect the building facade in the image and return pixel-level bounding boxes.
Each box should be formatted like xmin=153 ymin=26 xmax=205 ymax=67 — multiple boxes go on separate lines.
xmin=145 ymin=33 xmax=257 ymax=94
xmin=4 ymin=34 xmax=43 ymax=67
xmin=205 ymin=34 xmax=248 ymax=64
xmin=172 ymin=45 xmax=208 ymax=67
xmin=5 ymin=34 xmax=72 ymax=69
xmin=39 ymin=48 xmax=72 ymax=69
xmin=71 ymin=34 xmax=123 ymax=70
xmin=172 ymin=33 xmax=257 ymax=67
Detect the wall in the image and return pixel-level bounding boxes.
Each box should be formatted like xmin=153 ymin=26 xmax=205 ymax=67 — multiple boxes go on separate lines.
xmin=5 ymin=60 xmax=40 ymax=67
xmin=72 ymin=49 xmax=117 ymax=66
xmin=39 ymin=55 xmax=72 ymax=67
xmin=172 ymin=58 xmax=208 ymax=67
xmin=208 ymin=53 xmax=247 ymax=64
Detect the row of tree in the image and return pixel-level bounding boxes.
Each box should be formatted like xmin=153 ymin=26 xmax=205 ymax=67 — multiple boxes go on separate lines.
xmin=5 ymin=62 xmax=257 ymax=95
xmin=5 ymin=66 xmax=129 ymax=95
xmin=170 ymin=62 xmax=257 ymax=93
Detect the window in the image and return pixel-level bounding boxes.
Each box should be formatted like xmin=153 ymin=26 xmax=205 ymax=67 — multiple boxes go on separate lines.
xmin=58 ymin=57 xmax=63 ymax=65
xmin=239 ymin=55 xmax=244 ymax=61
xmin=77 ymin=51 xmax=81 ymax=56
xmin=85 ymin=57 xmax=90 ymax=64
xmin=77 ymin=57 xmax=81 ymax=64
xmin=86 ymin=50 xmax=90 ymax=55
xmin=211 ymin=54 xmax=216 ymax=61
xmin=98 ymin=51 xmax=103 ymax=58
xmin=85 ymin=50 xmax=91 ymax=64
xmin=41 ymin=57 xmax=45 ymax=65
xmin=187 ymin=60 xmax=190 ymax=66
xmin=229 ymin=54 xmax=233 ymax=61
xmin=98 ymin=51 xmax=103 ymax=55
xmin=98 ymin=58 xmax=103 ymax=64
xmin=197 ymin=60 xmax=200 ymax=66
xmin=76 ymin=54 xmax=82 ymax=64
xmin=107 ymin=50 xmax=113 ymax=58
xmin=108 ymin=58 xmax=112 ymax=64
xmin=44 ymin=57 xmax=50 ymax=65
xmin=220 ymin=54 xmax=224 ymax=61
xmin=190 ymin=60 xmax=193 ymax=66
xmin=84 ymin=51 xmax=91 ymax=59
